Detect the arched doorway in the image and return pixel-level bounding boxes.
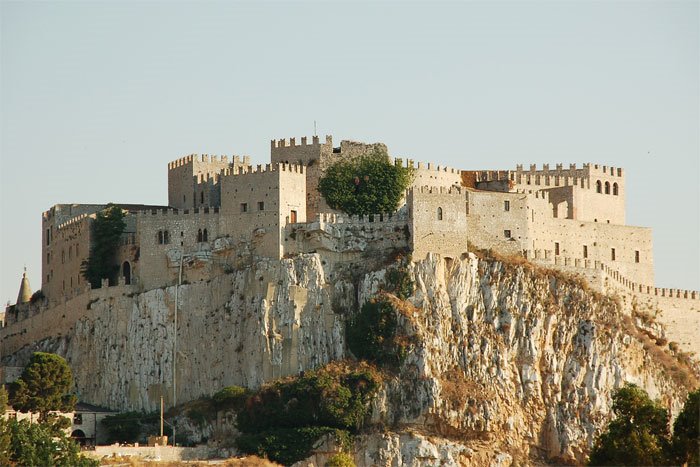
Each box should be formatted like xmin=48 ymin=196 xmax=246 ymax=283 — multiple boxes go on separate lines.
xmin=122 ymin=261 xmax=131 ymax=285
xmin=71 ymin=429 xmax=87 ymax=446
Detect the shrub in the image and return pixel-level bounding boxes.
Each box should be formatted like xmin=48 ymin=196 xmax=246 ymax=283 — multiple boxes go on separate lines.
xmin=384 ymin=267 xmax=413 ymax=300
xmin=213 ymin=385 xmax=248 ymax=410
xmin=237 ymin=362 xmax=380 ymax=434
xmin=237 ymin=427 xmax=349 ymax=466
xmin=318 ymin=150 xmax=414 ymax=216
xmin=347 ymin=298 xmax=410 ymax=369
xmin=235 ymin=362 xmax=378 ymax=465
xmin=101 ymin=411 xmax=162 ymax=443
xmin=326 ymin=451 xmax=356 ymax=467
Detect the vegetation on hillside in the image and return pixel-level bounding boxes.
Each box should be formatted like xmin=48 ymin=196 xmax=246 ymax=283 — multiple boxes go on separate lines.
xmin=235 ymin=361 xmax=380 ymax=465
xmin=8 ymin=352 xmax=77 ymax=421
xmin=82 ymin=203 xmax=126 ymax=288
xmin=588 ymin=384 xmax=700 ymax=465
xmin=346 ymin=298 xmax=413 ymax=370
xmin=318 ymin=150 xmax=414 ymax=216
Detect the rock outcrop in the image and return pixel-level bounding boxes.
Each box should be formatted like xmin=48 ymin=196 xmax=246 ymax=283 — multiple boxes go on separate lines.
xmin=3 ymin=253 xmax=695 ymax=464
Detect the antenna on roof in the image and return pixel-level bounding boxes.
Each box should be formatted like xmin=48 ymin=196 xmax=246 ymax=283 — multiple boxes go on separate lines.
xmin=314 ymin=120 xmax=317 ymax=137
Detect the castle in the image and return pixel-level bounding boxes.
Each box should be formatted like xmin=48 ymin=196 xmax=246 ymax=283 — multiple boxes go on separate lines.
xmin=3 ymin=134 xmax=697 ymax=352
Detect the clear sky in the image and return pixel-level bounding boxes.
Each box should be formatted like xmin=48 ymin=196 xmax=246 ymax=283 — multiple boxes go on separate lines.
xmin=1 ymin=1 xmax=698 ymax=305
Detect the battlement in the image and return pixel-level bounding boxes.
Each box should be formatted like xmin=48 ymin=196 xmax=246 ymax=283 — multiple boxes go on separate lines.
xmin=57 ymin=213 xmax=91 ymax=230
xmin=136 ymin=207 xmax=221 ymax=217
xmin=410 ymin=185 xmax=465 ymax=195
xmin=167 ymin=154 xmax=251 ymax=170
xmin=221 ymin=162 xmax=305 ymax=177
xmin=515 ymin=188 xmax=551 ymax=202
xmin=413 ymin=161 xmax=461 ymax=174
xmin=271 ymin=135 xmax=333 ymax=149
xmin=306 ymin=210 xmax=409 ymax=226
xmin=468 ymin=170 xmax=512 ymax=182
xmin=591 ymin=164 xmax=624 ymax=177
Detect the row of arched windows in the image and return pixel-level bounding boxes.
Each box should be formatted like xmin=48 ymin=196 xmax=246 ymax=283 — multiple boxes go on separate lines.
xmin=596 ymin=181 xmax=619 ymax=195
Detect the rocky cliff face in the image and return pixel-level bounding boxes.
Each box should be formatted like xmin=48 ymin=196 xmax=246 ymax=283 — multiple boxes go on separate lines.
xmin=5 ymin=253 xmax=694 ymax=464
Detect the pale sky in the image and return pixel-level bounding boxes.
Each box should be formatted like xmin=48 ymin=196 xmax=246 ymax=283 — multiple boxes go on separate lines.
xmin=1 ymin=1 xmax=698 ymax=305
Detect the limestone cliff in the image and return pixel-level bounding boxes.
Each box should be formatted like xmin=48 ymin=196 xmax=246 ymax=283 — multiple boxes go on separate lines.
xmin=3 ymin=253 xmax=695 ymax=464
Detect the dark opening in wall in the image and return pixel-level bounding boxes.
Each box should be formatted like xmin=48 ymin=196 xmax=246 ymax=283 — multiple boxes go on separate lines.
xmin=504 ymin=230 xmax=511 ymax=238
xmin=611 ymin=248 xmax=616 ymax=261
xmin=241 ymin=203 xmax=248 ymax=213
xmin=504 ymin=200 xmax=510 ymax=212
xmin=258 ymin=201 xmax=265 ymax=211
xmin=635 ymin=250 xmax=640 ymax=263
xmin=437 ymin=207 xmax=443 ymax=220
xmin=555 ymin=242 xmax=560 ymax=256
xmin=583 ymin=245 xmax=588 ymax=259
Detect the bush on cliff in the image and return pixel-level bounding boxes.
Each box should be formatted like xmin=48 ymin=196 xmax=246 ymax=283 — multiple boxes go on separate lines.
xmin=346 ymin=298 xmax=410 ymax=369
xmin=235 ymin=362 xmax=379 ymax=464
xmin=318 ymin=149 xmax=414 ymax=216
xmin=670 ymin=389 xmax=700 ymax=466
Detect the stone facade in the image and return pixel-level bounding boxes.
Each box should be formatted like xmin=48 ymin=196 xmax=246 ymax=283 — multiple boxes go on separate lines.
xmin=5 ymin=133 xmax=696 ymax=361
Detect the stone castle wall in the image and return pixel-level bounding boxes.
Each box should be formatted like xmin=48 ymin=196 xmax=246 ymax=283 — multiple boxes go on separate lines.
xmin=409 ymin=186 xmax=468 ymax=260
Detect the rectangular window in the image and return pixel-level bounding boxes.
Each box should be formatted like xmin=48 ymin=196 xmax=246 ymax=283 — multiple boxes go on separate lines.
xmin=555 ymin=242 xmax=560 ymax=256
xmin=611 ymin=248 xmax=616 ymax=261
xmin=583 ymin=245 xmax=588 ymax=259
xmin=74 ymin=414 xmax=82 ymax=425
xmin=504 ymin=230 xmax=511 ymax=238
xmin=46 ymin=229 xmax=50 ymax=245
xmin=504 ymin=200 xmax=510 ymax=212
xmin=258 ymin=201 xmax=265 ymax=211
xmin=635 ymin=251 xmax=640 ymax=263
xmin=240 ymin=203 xmax=248 ymax=213
xmin=290 ymin=210 xmax=297 ymax=223
xmin=47 ymin=252 xmax=50 ymax=263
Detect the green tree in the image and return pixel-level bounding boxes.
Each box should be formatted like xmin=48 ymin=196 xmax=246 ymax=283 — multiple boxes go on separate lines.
xmin=9 ymin=352 xmax=77 ymax=421
xmin=0 ymin=418 xmax=97 ymax=466
xmin=318 ymin=150 xmax=414 ymax=216
xmin=671 ymin=389 xmax=700 ymax=466
xmin=588 ymin=384 xmax=671 ymax=465
xmin=82 ymin=203 xmax=126 ymax=288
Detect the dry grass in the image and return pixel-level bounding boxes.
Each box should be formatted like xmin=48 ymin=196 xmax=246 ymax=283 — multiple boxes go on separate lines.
xmin=98 ymin=456 xmax=279 ymax=466
xmin=621 ymin=315 xmax=699 ymax=389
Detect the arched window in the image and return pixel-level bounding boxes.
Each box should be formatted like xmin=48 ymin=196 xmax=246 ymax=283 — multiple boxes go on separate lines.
xmin=200 ymin=191 xmax=204 ymax=204
xmin=613 ymin=183 xmax=619 ymax=195
xmin=163 ymin=230 xmax=170 ymax=244
xmin=122 ymin=261 xmax=131 ymax=285
xmin=596 ymin=180 xmax=602 ymax=193
xmin=203 ymin=228 xmax=208 ymax=242
xmin=605 ymin=181 xmax=610 ymax=194
xmin=437 ymin=207 xmax=443 ymax=221
xmin=197 ymin=229 xmax=203 ymax=243
xmin=157 ymin=231 xmax=164 ymax=244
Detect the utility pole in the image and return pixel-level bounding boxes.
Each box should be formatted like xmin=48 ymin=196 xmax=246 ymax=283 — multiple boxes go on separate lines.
xmin=160 ymin=396 xmax=164 ymax=437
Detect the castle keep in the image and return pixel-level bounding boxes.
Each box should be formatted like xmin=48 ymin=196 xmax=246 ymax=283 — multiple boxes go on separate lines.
xmin=4 ymin=134 xmax=697 ymax=346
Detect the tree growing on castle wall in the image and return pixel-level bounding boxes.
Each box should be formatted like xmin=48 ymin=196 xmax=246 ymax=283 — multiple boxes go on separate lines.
xmin=82 ymin=203 xmax=126 ymax=288
xmin=319 ymin=149 xmax=414 ymax=216
xmin=8 ymin=352 xmax=77 ymax=421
